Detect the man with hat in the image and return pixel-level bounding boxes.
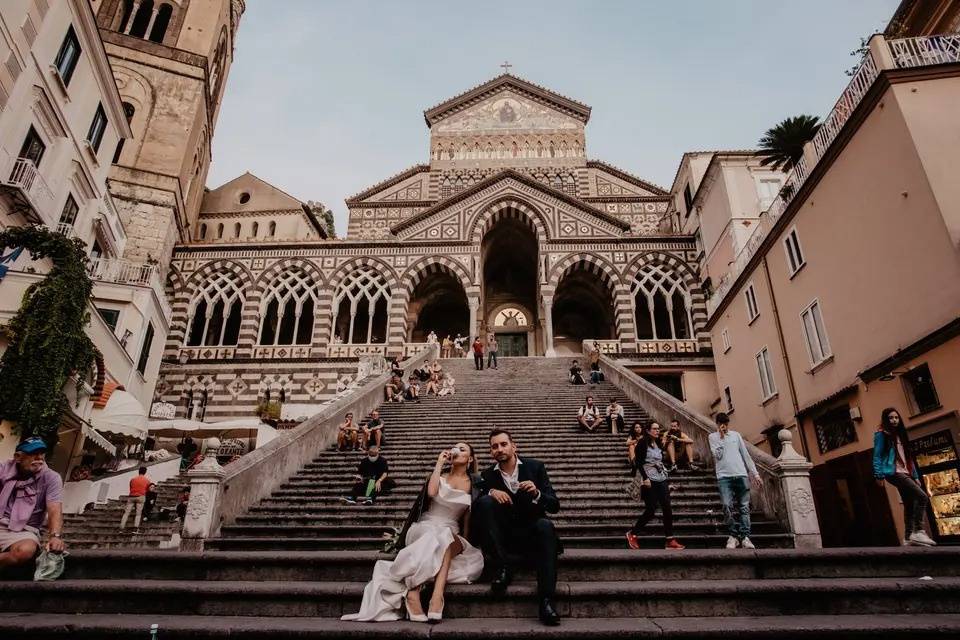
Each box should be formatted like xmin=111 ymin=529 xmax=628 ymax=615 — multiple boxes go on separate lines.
xmin=0 ymin=437 xmax=65 ymax=570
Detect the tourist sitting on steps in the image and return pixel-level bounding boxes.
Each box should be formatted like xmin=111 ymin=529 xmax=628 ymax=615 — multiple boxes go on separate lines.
xmin=605 ymin=399 xmax=625 ymax=434
xmin=361 ymin=410 xmax=385 ymax=449
xmin=337 ymin=412 xmax=360 ymax=451
xmin=385 ymin=373 xmax=404 ymax=402
xmin=390 ymin=358 xmax=404 ymax=378
xmin=708 ymin=412 xmax=761 ymax=549
xmin=569 ymin=360 xmax=585 ymax=385
xmin=664 ymin=419 xmax=699 ymax=471
xmin=343 ymin=444 xmax=395 ymax=505
xmin=873 ymin=407 xmax=936 ymax=547
xmin=424 ymin=370 xmax=441 ymax=396
xmin=577 ymin=395 xmax=603 ymax=433
xmin=0 ymin=437 xmax=65 ymax=572
xmin=438 ymin=374 xmax=456 ymax=397
xmin=119 ymin=466 xmax=153 ymax=534
xmin=406 ymin=374 xmax=422 ymax=403
xmin=626 ymin=422 xmax=685 ymax=551
xmin=626 ymin=421 xmax=644 ymax=467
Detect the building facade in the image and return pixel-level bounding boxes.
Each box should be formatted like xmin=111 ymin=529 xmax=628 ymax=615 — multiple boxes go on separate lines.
xmin=153 ymin=74 xmax=715 ymax=422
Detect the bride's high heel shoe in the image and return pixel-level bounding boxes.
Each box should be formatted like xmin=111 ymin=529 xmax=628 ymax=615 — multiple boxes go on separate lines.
xmin=427 ymin=598 xmax=444 ymax=623
xmin=406 ymin=590 xmax=427 ymax=623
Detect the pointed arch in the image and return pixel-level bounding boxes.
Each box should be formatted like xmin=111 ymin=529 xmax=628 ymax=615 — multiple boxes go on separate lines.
xmin=331 ymin=266 xmax=392 ymax=345
xmin=468 ymin=196 xmax=550 ymax=244
xmin=184 ymin=269 xmax=246 ymax=347
xmin=625 ymin=252 xmax=703 ymax=343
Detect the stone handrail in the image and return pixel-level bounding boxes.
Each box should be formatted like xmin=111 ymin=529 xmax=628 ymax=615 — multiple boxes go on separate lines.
xmin=595 ymin=351 xmax=821 ymax=548
xmin=181 ymin=344 xmax=439 ymax=549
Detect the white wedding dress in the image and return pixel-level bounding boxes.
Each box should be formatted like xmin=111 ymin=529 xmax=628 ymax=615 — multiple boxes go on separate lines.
xmin=342 ymin=477 xmax=484 ymax=622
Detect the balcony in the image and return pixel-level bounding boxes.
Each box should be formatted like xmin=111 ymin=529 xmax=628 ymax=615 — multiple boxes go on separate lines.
xmin=706 ymin=34 xmax=960 ymax=317
xmin=1 ymin=157 xmax=55 ymax=225
xmin=88 ymin=257 xmax=172 ymax=322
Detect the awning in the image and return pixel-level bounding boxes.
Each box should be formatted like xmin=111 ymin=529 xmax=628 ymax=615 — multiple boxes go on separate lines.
xmin=80 ymin=423 xmax=117 ymax=457
xmin=148 ymin=418 xmax=276 ymax=445
xmin=92 ymin=389 xmax=147 ymax=439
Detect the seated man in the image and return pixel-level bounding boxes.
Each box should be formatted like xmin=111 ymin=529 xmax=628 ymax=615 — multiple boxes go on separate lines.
xmin=665 ymin=419 xmax=699 ymax=470
xmin=405 ymin=374 xmax=422 ymax=403
xmin=337 ymin=412 xmax=360 ymax=451
xmin=577 ymin=395 xmax=604 ymax=433
xmin=569 ymin=360 xmax=585 ymax=385
xmin=385 ymin=373 xmax=404 ymax=402
xmin=0 ymin=438 xmax=65 ymax=571
xmin=343 ymin=445 xmax=395 ymax=505
xmin=361 ymin=410 xmax=385 ymax=448
xmin=390 ymin=359 xmax=404 ymax=378
xmin=605 ymin=399 xmax=625 ymax=435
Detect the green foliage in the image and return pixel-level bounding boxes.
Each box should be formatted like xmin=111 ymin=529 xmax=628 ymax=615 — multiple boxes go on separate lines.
xmin=256 ymin=400 xmax=281 ymax=420
xmin=0 ymin=226 xmax=96 ymax=444
xmin=756 ymin=115 xmax=821 ymax=172
xmin=307 ymin=200 xmax=337 ymax=238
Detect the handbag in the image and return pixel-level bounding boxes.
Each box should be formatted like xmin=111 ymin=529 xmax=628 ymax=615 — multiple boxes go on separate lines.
xmin=625 ymin=475 xmax=645 ymax=502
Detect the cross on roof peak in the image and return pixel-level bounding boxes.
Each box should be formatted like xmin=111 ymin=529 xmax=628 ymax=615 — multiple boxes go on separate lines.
xmin=500 ymin=60 xmax=513 ymax=73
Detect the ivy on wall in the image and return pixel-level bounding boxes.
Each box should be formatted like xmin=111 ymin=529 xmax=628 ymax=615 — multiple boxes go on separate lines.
xmin=0 ymin=226 xmax=96 ymax=444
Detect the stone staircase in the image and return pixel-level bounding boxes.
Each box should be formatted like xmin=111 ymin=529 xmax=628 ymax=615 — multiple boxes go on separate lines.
xmin=2 ymin=357 xmax=959 ymax=638
xmin=61 ymin=474 xmax=188 ymax=549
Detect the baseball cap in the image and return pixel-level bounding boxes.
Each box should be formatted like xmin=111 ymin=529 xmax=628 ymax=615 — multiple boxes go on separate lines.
xmin=16 ymin=437 xmax=48 ymax=454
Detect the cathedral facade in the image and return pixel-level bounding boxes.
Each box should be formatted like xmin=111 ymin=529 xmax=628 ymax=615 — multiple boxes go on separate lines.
xmin=156 ymin=75 xmax=710 ymax=421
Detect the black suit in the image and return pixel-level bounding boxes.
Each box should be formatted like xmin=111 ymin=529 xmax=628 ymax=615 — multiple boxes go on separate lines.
xmin=472 ymin=456 xmax=560 ymax=598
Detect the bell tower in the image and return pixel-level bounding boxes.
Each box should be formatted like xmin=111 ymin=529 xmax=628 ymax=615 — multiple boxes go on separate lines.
xmin=92 ymin=0 xmax=245 ymax=270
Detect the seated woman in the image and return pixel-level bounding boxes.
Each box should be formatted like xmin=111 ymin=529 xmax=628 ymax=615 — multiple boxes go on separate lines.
xmin=569 ymin=360 xmax=585 ymax=385
xmin=424 ymin=371 xmax=441 ymax=396
xmin=626 ymin=421 xmax=645 ymax=468
xmin=438 ymin=374 xmax=456 ymax=397
xmin=342 ymin=444 xmax=483 ymax=622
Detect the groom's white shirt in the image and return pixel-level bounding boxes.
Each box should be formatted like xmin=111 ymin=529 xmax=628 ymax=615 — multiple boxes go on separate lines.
xmin=495 ymin=458 xmax=540 ymax=503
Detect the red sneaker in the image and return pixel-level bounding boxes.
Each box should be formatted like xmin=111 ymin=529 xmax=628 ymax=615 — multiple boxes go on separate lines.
xmin=625 ymin=531 xmax=640 ymax=550
xmin=665 ymin=538 xmax=685 ymax=550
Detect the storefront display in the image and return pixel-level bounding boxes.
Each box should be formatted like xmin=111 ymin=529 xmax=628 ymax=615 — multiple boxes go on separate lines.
xmin=913 ymin=429 xmax=960 ymax=540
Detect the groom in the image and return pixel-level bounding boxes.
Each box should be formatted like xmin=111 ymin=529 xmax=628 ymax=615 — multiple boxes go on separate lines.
xmin=472 ymin=429 xmax=561 ymax=625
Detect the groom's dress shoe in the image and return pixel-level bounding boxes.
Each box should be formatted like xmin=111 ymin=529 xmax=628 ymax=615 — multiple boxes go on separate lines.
xmin=490 ymin=567 xmax=511 ymax=595
xmin=539 ymin=598 xmax=561 ymax=626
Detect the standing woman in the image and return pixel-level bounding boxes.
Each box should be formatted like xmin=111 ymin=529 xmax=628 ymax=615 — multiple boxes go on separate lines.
xmin=625 ymin=422 xmax=685 ymax=550
xmin=873 ymin=407 xmax=937 ymax=546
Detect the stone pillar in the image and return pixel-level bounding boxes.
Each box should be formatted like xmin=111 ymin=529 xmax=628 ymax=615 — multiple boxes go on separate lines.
xmin=144 ymin=8 xmax=160 ymax=39
xmin=542 ymin=295 xmax=555 ymax=357
xmin=775 ymin=428 xmax=822 ymax=549
xmin=125 ymin=1 xmax=142 ymax=34
xmin=467 ymin=296 xmax=479 ymax=340
xmin=180 ymin=453 xmax=226 ymax=551
xmin=868 ymin=33 xmax=895 ymax=71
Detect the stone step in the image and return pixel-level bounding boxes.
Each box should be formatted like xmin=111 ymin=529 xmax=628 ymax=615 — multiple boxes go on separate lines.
xmin=50 ymin=547 xmax=960 ymax=583
xmin=4 ymin=576 xmax=958 ymax=619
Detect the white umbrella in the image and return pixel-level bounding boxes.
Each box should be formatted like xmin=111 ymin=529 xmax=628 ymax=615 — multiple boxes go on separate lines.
xmin=94 ymin=390 xmax=148 ymax=439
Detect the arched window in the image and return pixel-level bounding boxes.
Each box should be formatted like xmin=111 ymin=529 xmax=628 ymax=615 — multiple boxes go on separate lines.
xmin=112 ymin=102 xmax=136 ymax=164
xmin=251 ymin=221 xmax=259 ymax=237
xmin=185 ymin=271 xmax=245 ymax=347
xmin=199 ymin=223 xmax=207 ymax=239
xmin=268 ymin=221 xmax=276 ymax=236
xmin=233 ymin=222 xmax=241 ymax=238
xmin=494 ymin=307 xmax=529 ymax=328
xmin=129 ymin=0 xmax=154 ymax=38
xmin=148 ymin=3 xmax=173 ymax=43
xmin=331 ymin=267 xmax=390 ymax=344
xmin=116 ymin=0 xmax=134 ymax=32
xmin=631 ymin=264 xmax=693 ymax=340
xmin=216 ymin=223 xmax=224 ymax=239
xmin=258 ymin=268 xmax=318 ymax=346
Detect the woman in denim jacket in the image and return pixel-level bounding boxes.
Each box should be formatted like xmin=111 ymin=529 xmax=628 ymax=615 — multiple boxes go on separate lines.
xmin=872 ymin=407 xmax=936 ymax=546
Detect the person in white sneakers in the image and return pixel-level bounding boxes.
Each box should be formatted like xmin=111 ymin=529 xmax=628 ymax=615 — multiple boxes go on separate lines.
xmin=872 ymin=407 xmax=936 ymax=547
xmin=708 ymin=413 xmax=761 ymax=549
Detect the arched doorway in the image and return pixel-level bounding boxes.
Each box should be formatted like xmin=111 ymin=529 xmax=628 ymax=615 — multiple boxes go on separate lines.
xmin=480 ymin=213 xmax=540 ymax=353
xmin=407 ymin=267 xmax=469 ymax=342
xmin=552 ymin=265 xmax=616 ymax=354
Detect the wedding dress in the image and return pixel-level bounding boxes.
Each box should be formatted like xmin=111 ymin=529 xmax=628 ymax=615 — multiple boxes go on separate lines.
xmin=342 ymin=477 xmax=484 ymax=621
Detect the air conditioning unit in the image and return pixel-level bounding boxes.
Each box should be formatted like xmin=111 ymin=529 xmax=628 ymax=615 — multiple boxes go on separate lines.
xmin=849 ymin=406 xmax=862 ymax=422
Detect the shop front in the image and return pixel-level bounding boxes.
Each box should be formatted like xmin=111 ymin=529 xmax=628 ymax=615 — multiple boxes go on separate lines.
xmin=909 ymin=413 xmax=960 ymax=543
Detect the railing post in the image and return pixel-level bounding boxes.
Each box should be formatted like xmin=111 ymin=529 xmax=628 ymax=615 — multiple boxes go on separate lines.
xmin=868 ymin=33 xmax=895 ymax=71
xmin=180 ymin=452 xmax=226 ymax=551
xmin=774 ymin=428 xmax=822 ymax=549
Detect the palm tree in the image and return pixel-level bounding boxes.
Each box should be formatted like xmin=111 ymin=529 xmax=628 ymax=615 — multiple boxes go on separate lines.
xmin=756 ymin=115 xmax=821 ymax=171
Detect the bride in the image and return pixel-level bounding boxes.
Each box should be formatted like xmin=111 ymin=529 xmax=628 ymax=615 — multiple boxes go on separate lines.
xmin=342 ymin=442 xmax=484 ymax=623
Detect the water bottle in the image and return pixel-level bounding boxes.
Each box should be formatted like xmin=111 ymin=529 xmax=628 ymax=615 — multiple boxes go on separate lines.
xmin=149 ymin=623 xmax=159 ymax=640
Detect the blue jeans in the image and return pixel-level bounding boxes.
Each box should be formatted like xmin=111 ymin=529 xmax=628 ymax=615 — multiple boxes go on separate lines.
xmin=718 ymin=476 xmax=751 ymax=539
xmin=487 ymin=350 xmax=498 ymax=368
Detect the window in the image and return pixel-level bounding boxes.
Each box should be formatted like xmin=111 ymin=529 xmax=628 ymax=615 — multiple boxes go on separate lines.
xmin=268 ymin=221 xmax=276 ymax=236
xmin=682 ymin=182 xmax=694 ymax=216
xmin=251 ymin=221 xmax=259 ymax=237
xmin=199 ymin=223 xmax=207 ymax=239
xmin=87 ymin=104 xmax=107 ymax=153
xmin=800 ymin=300 xmax=832 ymax=366
xmin=721 ymin=328 xmax=731 ymax=353
xmin=756 ymin=346 xmax=777 ymax=400
xmin=112 ymin=102 xmax=135 ymax=164
xmin=632 ymin=264 xmax=693 ymax=340
xmin=59 ymin=195 xmax=79 ymax=225
xmin=723 ymin=386 xmax=734 ymax=413
xmin=18 ymin=126 xmax=46 ymax=167
xmin=744 ymin=283 xmax=759 ymax=322
xmin=783 ymin=227 xmax=805 ymax=276
xmin=149 ymin=3 xmax=173 ymax=43
xmin=136 ymin=323 xmax=154 ymax=375
xmin=258 ymin=268 xmax=318 ymax=346
xmin=54 ymin=26 xmax=81 ymax=86
xmin=233 ymin=222 xmax=242 ymax=238
xmin=239 ymin=192 xmax=251 ymax=204
xmin=89 ymin=239 xmax=104 ymax=259
xmin=216 ymin=223 xmax=224 ymax=239
xmin=814 ymin=405 xmax=858 ymax=454
xmin=757 ymin=178 xmax=782 ymax=209
xmin=96 ymin=307 xmax=120 ymax=333
xmin=903 ymin=364 xmax=941 ymax=415
xmin=331 ymin=267 xmax=390 ymax=344
xmin=185 ymin=271 xmax=244 ymax=346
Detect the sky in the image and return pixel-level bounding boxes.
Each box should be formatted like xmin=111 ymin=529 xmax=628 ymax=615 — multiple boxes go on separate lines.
xmin=207 ymin=0 xmax=901 ymax=235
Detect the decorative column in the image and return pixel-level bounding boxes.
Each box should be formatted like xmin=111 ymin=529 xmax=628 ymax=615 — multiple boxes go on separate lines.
xmin=124 ymin=1 xmax=143 ymax=34
xmin=467 ymin=296 xmax=480 ymax=341
xmin=775 ymin=428 xmax=822 ymax=549
xmin=180 ymin=453 xmax=226 ymax=551
xmin=542 ymin=295 xmax=556 ymax=357
xmin=144 ymin=8 xmax=160 ymax=39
